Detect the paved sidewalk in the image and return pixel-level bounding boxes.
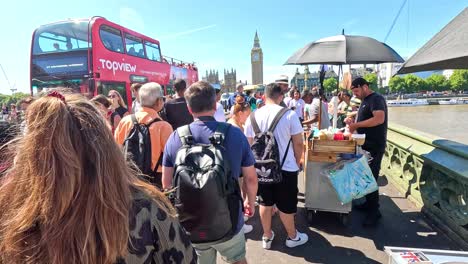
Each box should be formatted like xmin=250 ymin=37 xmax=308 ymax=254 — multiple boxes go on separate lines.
xmin=234 ymin=174 xmax=461 ymax=264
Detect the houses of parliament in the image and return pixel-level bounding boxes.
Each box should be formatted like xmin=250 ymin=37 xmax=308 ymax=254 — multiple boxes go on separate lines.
xmin=203 ymin=32 xmax=264 ymax=92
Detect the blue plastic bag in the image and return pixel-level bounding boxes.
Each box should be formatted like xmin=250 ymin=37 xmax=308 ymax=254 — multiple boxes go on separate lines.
xmin=324 ymin=156 xmax=378 ymax=205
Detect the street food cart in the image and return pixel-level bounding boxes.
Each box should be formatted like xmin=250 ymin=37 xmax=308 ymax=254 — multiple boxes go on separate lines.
xmin=303 ymin=131 xmax=359 ymax=226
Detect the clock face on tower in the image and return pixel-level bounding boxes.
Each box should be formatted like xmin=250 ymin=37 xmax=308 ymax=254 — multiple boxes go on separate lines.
xmin=252 ymin=53 xmax=259 ymax=62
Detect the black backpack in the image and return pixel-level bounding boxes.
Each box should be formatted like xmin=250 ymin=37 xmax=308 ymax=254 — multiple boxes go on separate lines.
xmin=250 ymin=107 xmax=292 ymax=184
xmin=172 ymin=122 xmax=242 ymax=243
xmin=123 ymin=115 xmax=163 ymax=186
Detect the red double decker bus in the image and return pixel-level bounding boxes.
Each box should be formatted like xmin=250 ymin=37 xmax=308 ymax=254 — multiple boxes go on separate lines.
xmin=30 ymin=16 xmax=198 ymax=108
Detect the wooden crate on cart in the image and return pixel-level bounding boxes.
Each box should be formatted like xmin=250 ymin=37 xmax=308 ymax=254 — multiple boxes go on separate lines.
xmin=307 ymin=139 xmax=356 ymax=162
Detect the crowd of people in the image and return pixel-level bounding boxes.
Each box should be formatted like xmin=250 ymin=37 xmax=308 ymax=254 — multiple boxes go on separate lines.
xmin=0 ymin=75 xmax=387 ymax=263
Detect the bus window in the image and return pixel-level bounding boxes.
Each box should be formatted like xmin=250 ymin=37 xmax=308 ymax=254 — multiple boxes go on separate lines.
xmin=125 ymin=34 xmax=145 ymax=58
xmin=99 ymin=25 xmax=124 ymax=53
xmin=144 ymin=41 xmax=161 ymax=62
xmin=33 ymin=21 xmax=90 ymax=54
xmin=97 ymin=81 xmax=128 ymax=107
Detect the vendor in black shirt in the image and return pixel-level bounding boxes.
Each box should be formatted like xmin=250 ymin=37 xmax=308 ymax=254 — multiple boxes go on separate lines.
xmin=346 ymin=77 xmax=388 ymax=227
xmin=161 ymin=79 xmax=193 ymax=130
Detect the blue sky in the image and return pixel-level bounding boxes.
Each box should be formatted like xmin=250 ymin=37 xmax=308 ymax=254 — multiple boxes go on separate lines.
xmin=0 ymin=0 xmax=467 ymax=94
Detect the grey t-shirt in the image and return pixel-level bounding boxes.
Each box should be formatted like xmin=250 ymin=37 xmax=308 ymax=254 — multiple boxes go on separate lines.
xmin=305 ymin=98 xmax=331 ymax=129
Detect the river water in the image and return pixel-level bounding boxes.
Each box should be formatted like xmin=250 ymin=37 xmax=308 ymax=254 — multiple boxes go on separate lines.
xmin=388 ymin=104 xmax=468 ymax=145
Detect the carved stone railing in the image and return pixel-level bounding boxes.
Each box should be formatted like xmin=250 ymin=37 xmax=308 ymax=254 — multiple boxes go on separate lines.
xmin=381 ymin=123 xmax=468 ymax=249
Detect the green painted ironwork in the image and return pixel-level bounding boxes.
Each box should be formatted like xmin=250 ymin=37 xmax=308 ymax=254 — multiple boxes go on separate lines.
xmin=381 ymin=123 xmax=468 ymax=247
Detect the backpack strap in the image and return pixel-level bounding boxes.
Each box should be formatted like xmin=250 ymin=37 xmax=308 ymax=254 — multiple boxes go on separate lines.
xmin=268 ymin=107 xmax=290 ymax=133
xmin=177 ymin=125 xmax=194 ymax=146
xmin=249 ymin=112 xmax=261 ymax=135
xmin=130 ymin=114 xmax=138 ymax=125
xmin=280 ymin=139 xmax=292 ymax=169
xmin=153 ymin=152 xmax=164 ymax=173
xmin=145 ymin=117 xmax=161 ymax=127
xmin=210 ymin=122 xmax=230 ymax=145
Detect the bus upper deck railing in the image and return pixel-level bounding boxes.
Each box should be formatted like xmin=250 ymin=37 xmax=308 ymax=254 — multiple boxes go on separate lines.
xmin=162 ymin=56 xmax=197 ymax=71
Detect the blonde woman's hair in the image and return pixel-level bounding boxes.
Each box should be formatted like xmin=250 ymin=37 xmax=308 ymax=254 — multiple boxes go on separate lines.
xmin=0 ymin=92 xmax=174 ymax=264
xmin=109 ymin=89 xmax=127 ymax=108
xmin=232 ymin=95 xmax=250 ymax=116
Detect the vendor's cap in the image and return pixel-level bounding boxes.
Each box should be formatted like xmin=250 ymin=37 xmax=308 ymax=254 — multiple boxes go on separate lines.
xmin=351 ymin=77 xmax=370 ymax=88
xmin=236 ymin=83 xmax=244 ymax=90
xmin=275 ymin=75 xmax=289 ymax=85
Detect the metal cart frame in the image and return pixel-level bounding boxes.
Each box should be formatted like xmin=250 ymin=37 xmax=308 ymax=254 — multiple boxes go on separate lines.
xmin=303 ymin=138 xmax=356 ymax=226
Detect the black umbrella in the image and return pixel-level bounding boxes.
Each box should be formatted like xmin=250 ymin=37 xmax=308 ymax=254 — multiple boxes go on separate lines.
xmin=285 ymin=34 xmax=404 ymax=129
xmin=398 ymin=8 xmax=468 ymax=74
xmin=284 ymin=34 xmax=404 ymax=65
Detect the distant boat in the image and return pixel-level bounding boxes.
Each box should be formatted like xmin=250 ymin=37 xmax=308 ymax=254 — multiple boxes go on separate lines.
xmin=438 ymin=98 xmax=462 ymax=105
xmin=387 ymin=99 xmax=429 ymax=107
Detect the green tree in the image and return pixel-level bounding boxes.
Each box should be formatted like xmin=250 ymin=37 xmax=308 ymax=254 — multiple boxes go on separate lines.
xmin=0 ymin=92 xmax=29 ymax=106
xmin=323 ymin=77 xmax=338 ymax=93
xmin=425 ymin=74 xmax=448 ymax=92
xmin=388 ymin=75 xmax=405 ymax=93
xmin=449 ymin=70 xmax=468 ymax=91
xmin=403 ymin=74 xmax=425 ymax=93
xmin=363 ymin=73 xmax=378 ymax=90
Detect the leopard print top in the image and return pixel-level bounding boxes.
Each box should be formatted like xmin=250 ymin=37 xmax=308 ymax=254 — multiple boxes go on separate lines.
xmin=118 ymin=191 xmax=197 ymax=264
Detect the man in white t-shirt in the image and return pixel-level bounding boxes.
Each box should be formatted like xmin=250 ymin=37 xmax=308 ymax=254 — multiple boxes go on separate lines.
xmin=287 ymin=89 xmax=305 ymax=121
xmin=244 ymin=83 xmax=308 ymax=250
xmin=214 ymin=87 xmax=226 ymax=122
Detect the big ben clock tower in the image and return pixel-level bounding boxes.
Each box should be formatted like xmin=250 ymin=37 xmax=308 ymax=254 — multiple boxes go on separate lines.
xmin=251 ymin=31 xmax=263 ymax=85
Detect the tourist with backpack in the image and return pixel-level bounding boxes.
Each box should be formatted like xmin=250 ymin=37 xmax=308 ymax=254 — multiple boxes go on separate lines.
xmin=115 ymin=82 xmax=173 ymax=188
xmin=162 ymin=81 xmax=258 ymax=264
xmin=244 ymin=82 xmax=309 ymax=250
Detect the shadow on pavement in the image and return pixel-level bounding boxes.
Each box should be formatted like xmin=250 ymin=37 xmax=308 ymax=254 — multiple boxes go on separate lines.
xmin=306 ymin=194 xmax=458 ymax=251
xmin=244 ymin=206 xmax=379 ymax=263
xmin=241 ymin=173 xmax=460 ymax=263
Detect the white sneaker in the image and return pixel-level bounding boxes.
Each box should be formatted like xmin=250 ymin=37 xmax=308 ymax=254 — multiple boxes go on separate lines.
xmin=243 ymin=224 xmax=253 ymax=234
xmin=285 ymin=231 xmax=308 ymax=248
xmin=262 ymin=231 xmax=275 ymax=249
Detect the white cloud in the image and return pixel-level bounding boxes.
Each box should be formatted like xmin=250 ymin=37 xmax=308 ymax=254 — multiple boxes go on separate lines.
xmin=282 ymin=32 xmax=299 ymax=40
xmin=160 ymin=24 xmax=217 ymax=40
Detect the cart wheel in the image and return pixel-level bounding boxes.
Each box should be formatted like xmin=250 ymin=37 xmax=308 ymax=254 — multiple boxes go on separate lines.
xmin=306 ymin=210 xmax=314 ymax=225
xmin=340 ymin=213 xmax=351 ymax=226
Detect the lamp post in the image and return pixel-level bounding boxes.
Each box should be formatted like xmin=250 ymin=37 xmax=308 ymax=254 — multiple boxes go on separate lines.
xmin=294 ymin=67 xmax=299 ymax=88
xmin=304 ymin=65 xmax=310 ymax=90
